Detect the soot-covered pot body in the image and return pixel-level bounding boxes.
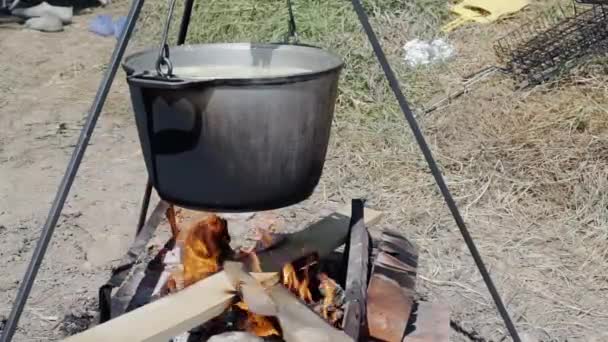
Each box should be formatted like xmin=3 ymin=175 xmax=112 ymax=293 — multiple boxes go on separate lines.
xmin=123 ymin=43 xmax=343 ymax=211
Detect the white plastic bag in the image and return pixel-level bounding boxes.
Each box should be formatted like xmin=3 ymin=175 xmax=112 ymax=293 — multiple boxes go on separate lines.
xmin=403 ymin=38 xmax=454 ymax=67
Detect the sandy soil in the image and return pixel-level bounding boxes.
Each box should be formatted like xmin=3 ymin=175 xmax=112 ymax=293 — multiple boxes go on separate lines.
xmin=0 ymin=4 xmax=152 ymax=340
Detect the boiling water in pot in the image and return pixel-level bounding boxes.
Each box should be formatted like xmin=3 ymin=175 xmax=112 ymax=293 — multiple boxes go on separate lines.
xmin=172 ymin=65 xmax=312 ymax=79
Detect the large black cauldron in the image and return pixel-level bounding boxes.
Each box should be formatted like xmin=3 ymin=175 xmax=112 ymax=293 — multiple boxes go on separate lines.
xmin=123 ymin=43 xmax=343 ymax=211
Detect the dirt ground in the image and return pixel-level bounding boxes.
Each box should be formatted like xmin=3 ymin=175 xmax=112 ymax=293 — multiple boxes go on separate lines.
xmin=0 ymin=3 xmax=154 ymax=340
xmin=2 ymin=0 xmax=608 ymax=341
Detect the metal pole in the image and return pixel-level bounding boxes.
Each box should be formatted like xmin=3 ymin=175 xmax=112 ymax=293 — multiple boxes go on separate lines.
xmin=136 ymin=179 xmax=153 ymax=236
xmin=0 ymin=0 xmax=145 ymax=339
xmin=135 ymin=0 xmax=193 ymax=239
xmin=177 ymin=0 xmax=195 ymax=45
xmin=349 ymin=1 xmax=522 ymax=341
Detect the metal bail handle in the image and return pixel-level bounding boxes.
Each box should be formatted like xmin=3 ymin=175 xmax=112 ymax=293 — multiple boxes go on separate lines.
xmin=156 ymin=0 xmax=178 ymax=78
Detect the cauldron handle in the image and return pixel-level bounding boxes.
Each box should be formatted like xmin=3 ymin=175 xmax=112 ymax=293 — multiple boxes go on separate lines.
xmin=279 ymin=0 xmax=316 ymax=49
xmin=155 ymin=0 xmax=178 ymax=78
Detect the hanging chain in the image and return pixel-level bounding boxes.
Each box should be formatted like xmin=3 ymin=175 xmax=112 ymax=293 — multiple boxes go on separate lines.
xmin=156 ymin=0 xmax=178 ymax=77
xmin=284 ymin=0 xmax=299 ymax=43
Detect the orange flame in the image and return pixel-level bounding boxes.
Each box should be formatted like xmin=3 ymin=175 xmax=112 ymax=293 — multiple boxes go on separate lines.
xmin=234 ymin=301 xmax=280 ymax=337
xmin=165 ymin=213 xmax=344 ymax=336
xmin=318 ymin=273 xmax=342 ymax=325
xmin=170 ymin=215 xmax=231 ymax=288
xmin=282 ymin=263 xmax=313 ymax=304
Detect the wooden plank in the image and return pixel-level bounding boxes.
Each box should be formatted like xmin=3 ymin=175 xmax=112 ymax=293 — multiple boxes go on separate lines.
xmin=342 ymin=200 xmax=370 ymax=340
xmin=244 ymin=205 xmax=383 ymax=272
xmin=367 ymin=231 xmax=418 ymax=342
xmin=223 ymin=261 xmax=278 ymax=316
xmin=266 ymin=285 xmax=354 ymax=342
xmin=403 ymin=302 xmax=449 ymax=342
xmin=223 ymin=262 xmax=352 ymax=342
xmin=65 ymin=272 xmax=277 ymax=342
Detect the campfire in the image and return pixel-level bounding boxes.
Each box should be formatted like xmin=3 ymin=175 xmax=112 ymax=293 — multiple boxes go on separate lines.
xmin=65 ymin=200 xmax=447 ymax=342
xmin=159 ymin=207 xmax=347 ymax=341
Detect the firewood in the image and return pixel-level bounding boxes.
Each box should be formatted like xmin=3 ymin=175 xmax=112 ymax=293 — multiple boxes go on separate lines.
xmin=248 ymin=204 xmax=383 ymax=272
xmin=223 ymin=261 xmax=277 ymax=317
xmin=266 ymin=285 xmax=354 ymax=342
xmin=63 ymin=272 xmax=277 ymax=342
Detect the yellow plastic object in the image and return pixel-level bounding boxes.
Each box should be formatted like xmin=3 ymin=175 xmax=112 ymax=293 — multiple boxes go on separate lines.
xmin=442 ymin=0 xmax=530 ymax=32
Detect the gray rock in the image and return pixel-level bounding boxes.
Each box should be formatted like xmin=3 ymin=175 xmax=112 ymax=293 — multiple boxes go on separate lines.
xmin=24 ymin=16 xmax=63 ymax=32
xmin=207 ymin=332 xmax=264 ymax=342
xmin=12 ymin=2 xmax=72 ymax=24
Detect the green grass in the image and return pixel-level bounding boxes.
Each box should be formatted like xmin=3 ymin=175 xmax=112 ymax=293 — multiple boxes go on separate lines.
xmin=135 ymin=0 xmax=450 ymax=122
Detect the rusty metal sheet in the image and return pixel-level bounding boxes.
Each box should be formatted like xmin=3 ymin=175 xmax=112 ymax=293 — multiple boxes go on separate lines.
xmin=367 ymin=231 xmax=418 ymax=342
xmin=341 ymin=199 xmax=370 ymax=340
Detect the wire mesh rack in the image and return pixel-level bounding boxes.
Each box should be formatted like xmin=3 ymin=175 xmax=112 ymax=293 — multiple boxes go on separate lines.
xmin=576 ymin=0 xmax=608 ymax=5
xmin=494 ymin=1 xmax=608 ymax=86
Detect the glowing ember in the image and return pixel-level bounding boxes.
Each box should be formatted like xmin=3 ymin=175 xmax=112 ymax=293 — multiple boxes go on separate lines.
xmin=317 ymin=273 xmax=345 ymax=326
xmin=234 ymin=301 xmax=280 ymax=337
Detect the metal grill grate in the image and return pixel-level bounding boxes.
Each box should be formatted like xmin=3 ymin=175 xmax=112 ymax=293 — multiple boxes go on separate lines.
xmin=494 ymin=1 xmax=608 ymax=86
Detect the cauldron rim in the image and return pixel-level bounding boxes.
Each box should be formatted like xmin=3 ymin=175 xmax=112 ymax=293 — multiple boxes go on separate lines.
xmin=122 ymin=42 xmax=344 ymax=89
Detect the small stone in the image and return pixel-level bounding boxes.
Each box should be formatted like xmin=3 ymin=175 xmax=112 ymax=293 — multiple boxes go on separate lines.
xmin=25 ymin=16 xmax=63 ymax=32
xmin=12 ymin=2 xmax=73 ymax=24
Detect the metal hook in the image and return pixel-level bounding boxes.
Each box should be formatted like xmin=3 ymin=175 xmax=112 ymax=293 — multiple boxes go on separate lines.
xmin=156 ymin=0 xmax=178 ymax=78
xmin=156 ymin=44 xmax=173 ymax=77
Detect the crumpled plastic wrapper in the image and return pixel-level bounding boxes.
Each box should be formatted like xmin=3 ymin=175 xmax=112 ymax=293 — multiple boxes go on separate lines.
xmin=403 ymin=38 xmax=454 ymax=67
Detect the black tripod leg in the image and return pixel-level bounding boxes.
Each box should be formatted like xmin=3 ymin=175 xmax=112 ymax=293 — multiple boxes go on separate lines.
xmin=349 ymin=1 xmax=521 ymax=342
xmin=177 ymin=0 xmax=195 ymax=45
xmin=136 ymin=179 xmax=153 ymax=236
xmin=0 ymin=0 xmax=146 ymax=340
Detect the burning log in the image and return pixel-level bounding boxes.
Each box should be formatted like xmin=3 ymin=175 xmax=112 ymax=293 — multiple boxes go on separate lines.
xmin=90 ymin=202 xmax=386 ymax=341
xmin=315 ymin=273 xmax=345 ymax=326
xmin=266 ymin=285 xmax=353 ymax=342
xmin=64 ymin=271 xmax=277 ymax=342
xmin=223 ymin=261 xmax=277 ymax=317
xmin=223 ymin=261 xmax=351 ymax=342
xmin=241 ymin=205 xmax=382 ymax=272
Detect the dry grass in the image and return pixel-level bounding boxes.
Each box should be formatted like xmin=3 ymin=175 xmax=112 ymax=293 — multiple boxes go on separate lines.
xmin=133 ymin=0 xmax=608 ymax=340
